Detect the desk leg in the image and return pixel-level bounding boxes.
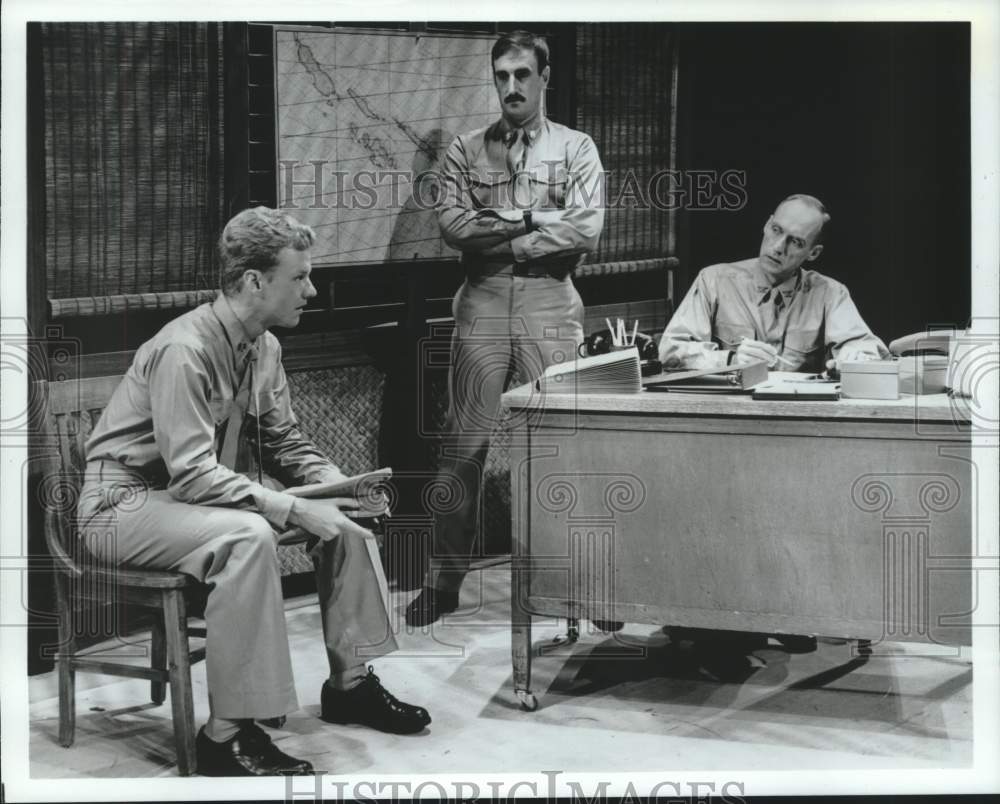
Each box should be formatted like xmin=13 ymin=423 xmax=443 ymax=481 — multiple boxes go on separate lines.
xmin=511 ymin=558 xmax=537 ymax=712
xmin=510 ymin=417 xmax=538 ymax=711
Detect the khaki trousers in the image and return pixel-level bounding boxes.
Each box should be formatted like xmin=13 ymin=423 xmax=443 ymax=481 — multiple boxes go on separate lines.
xmin=427 ymin=272 xmax=584 ymax=593
xmin=77 ymin=477 xmax=397 ymax=720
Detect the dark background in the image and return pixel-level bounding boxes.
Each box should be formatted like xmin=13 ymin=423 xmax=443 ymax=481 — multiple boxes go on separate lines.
xmin=677 ymin=22 xmax=970 ymax=342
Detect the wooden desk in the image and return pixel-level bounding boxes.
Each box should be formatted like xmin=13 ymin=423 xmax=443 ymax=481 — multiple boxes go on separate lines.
xmin=501 ymin=384 xmax=973 ymax=710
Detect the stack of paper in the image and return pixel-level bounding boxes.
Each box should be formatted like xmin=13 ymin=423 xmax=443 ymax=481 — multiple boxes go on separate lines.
xmin=535 ymin=348 xmax=642 ymax=395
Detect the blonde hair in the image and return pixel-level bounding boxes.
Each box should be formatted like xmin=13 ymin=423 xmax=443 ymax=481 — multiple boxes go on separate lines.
xmin=218 ymin=207 xmax=315 ymax=295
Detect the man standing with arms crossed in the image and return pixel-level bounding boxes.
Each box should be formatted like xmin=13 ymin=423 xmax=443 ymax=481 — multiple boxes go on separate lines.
xmin=406 ymin=31 xmax=606 ymax=625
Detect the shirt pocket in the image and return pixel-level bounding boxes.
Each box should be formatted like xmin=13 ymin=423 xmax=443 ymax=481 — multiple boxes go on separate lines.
xmin=467 ymin=167 xmax=511 ymax=210
xmin=715 ymin=319 xmax=754 ymax=349
xmin=783 ymin=329 xmax=825 ymax=367
xmin=527 ymin=161 xmax=568 ymax=209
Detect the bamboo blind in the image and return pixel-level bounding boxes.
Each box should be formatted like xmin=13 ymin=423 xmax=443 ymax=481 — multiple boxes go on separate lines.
xmin=41 ymin=23 xmax=225 ymax=301
xmin=576 ymin=23 xmax=678 ymax=264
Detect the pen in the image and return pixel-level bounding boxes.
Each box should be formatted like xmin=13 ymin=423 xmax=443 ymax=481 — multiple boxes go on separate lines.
xmin=630 ymin=319 xmax=638 ymax=346
xmin=739 ymin=336 xmax=796 ymax=367
xmin=605 ymin=317 xmax=616 ymax=345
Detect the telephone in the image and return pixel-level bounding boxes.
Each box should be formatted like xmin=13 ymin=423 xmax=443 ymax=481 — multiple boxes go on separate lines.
xmin=579 ymin=328 xmax=662 ymax=375
xmin=579 ymin=328 xmax=659 ymax=360
xmin=577 ymin=329 xmax=663 ymax=377
xmin=889 ymin=330 xmax=953 ymax=357
xmin=888 ymin=329 xmax=955 ymax=394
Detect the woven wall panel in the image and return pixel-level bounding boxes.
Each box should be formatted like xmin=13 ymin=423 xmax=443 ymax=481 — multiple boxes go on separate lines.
xmin=279 ymin=365 xmax=387 ymax=574
xmin=287 ymin=366 xmax=386 ymax=476
xmin=41 ymin=22 xmax=225 ymax=300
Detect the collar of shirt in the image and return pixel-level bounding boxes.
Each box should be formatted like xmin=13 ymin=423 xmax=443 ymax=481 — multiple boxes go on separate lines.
xmin=490 ymin=116 xmax=546 ymax=147
xmin=211 ymin=294 xmax=259 ymax=372
xmin=751 ymin=267 xmax=801 ymax=306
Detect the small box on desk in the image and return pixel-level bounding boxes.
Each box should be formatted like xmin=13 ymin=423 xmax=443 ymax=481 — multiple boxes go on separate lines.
xmin=840 ymin=360 xmax=899 ymax=400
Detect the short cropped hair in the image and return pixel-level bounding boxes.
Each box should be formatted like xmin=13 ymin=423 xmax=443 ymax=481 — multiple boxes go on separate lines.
xmin=218 ymin=207 xmax=315 ymax=295
xmin=492 ymin=30 xmax=550 ymax=74
xmin=778 ymin=193 xmax=831 ymax=244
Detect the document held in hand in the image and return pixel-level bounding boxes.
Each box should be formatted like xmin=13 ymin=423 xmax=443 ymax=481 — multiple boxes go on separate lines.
xmin=286 ymin=469 xmax=393 ymax=607
xmin=285 ymin=467 xmax=393 ymax=518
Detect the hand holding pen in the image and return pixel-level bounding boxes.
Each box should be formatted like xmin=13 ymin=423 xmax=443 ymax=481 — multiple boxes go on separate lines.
xmin=735 ymin=336 xmax=795 ymax=369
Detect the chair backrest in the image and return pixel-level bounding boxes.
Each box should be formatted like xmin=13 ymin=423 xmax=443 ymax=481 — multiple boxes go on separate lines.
xmin=40 ymin=375 xmax=124 ymax=575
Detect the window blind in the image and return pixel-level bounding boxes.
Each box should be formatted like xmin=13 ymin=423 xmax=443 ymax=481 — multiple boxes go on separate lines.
xmin=42 ymin=22 xmax=225 ymax=301
xmin=575 ymin=23 xmax=678 ymax=264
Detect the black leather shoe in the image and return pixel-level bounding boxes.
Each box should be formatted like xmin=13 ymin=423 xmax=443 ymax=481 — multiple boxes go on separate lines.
xmin=695 ymin=643 xmax=762 ymax=684
xmin=405 ymin=587 xmax=459 ymax=626
xmin=196 ymin=723 xmax=314 ymax=776
xmin=775 ymin=634 xmax=818 ymax=653
xmin=320 ymin=667 xmax=431 ymax=735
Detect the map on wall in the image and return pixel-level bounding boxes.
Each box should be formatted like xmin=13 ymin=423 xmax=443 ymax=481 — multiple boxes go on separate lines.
xmin=275 ymin=28 xmax=498 ymax=265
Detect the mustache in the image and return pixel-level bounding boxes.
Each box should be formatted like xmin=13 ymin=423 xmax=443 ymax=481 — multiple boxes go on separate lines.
xmin=504 ymin=93 xmax=526 ymax=103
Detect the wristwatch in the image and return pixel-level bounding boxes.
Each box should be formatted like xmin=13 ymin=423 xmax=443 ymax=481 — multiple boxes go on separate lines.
xmin=522 ymin=209 xmax=533 ymax=234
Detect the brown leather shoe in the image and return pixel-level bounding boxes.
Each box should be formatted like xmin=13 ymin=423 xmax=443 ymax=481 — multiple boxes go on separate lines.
xmin=320 ymin=667 xmax=431 ymax=735
xmin=196 ymin=723 xmax=313 ymax=776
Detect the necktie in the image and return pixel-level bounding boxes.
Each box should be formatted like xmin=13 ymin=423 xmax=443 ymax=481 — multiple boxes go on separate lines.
xmin=507 ymin=129 xmax=531 ymax=209
xmin=218 ymin=344 xmax=257 ymax=472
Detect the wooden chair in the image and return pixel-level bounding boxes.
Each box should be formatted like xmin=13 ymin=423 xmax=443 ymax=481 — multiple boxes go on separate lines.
xmin=42 ymin=375 xmax=205 ymax=775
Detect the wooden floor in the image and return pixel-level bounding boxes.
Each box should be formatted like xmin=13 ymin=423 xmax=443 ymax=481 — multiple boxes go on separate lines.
xmin=28 ymin=565 xmax=972 ymax=779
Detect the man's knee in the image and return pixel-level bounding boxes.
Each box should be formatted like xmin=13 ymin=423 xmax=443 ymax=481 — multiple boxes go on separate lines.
xmin=228 ymin=512 xmax=278 ymax=556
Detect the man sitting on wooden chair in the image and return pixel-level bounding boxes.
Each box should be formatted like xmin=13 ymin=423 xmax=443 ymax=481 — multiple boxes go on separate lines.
xmin=76 ymin=207 xmax=430 ymax=776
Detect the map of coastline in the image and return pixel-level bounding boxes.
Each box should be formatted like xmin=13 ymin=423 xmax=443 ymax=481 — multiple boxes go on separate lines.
xmin=276 ymin=29 xmax=498 ymax=264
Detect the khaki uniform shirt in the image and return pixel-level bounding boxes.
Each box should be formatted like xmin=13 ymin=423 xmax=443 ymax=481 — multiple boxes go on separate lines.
xmin=84 ymin=295 xmax=342 ymax=529
xmin=438 ymin=117 xmax=605 ymax=272
xmin=659 ymin=258 xmax=890 ymax=372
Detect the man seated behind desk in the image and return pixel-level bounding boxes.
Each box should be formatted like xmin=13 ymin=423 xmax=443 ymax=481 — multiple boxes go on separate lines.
xmin=660 ymin=193 xmax=889 ymax=374
xmin=657 ymin=194 xmax=888 ymax=674
xmin=77 ymin=207 xmax=429 ymax=776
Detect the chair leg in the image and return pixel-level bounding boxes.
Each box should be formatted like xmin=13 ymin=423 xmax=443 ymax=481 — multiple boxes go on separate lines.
xmin=162 ymin=589 xmax=197 ymax=776
xmin=54 ymin=573 xmax=76 ymax=747
xmin=150 ymin=614 xmax=167 ymax=705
